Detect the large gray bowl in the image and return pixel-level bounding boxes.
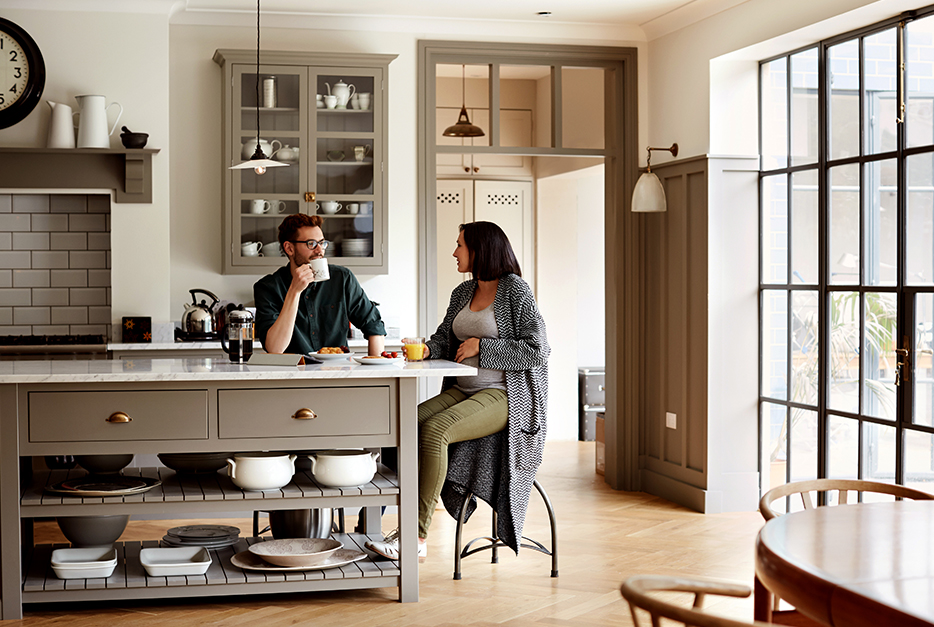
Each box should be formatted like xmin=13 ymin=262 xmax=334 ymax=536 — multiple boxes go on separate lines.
xmin=56 ymin=515 xmax=130 ymax=547
xmin=75 ymin=454 xmax=134 ymax=474
xmin=158 ymin=452 xmax=231 ymax=474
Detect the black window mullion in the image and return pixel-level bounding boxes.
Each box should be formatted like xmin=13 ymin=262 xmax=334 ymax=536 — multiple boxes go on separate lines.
xmin=817 ymin=42 xmax=830 ymax=493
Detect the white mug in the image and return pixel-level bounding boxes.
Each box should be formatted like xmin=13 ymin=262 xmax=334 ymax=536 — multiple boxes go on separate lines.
xmin=357 ymin=93 xmax=371 ymax=111
xmin=309 ymin=257 xmax=330 ymax=282
xmin=264 ymin=241 xmax=282 ymax=257
xmin=317 ymin=200 xmax=342 ymax=215
xmin=241 ymin=241 xmax=263 ymax=257
xmin=347 ymin=203 xmax=359 ymax=215
xmin=250 ymin=199 xmax=271 ymax=214
xmin=268 ymin=200 xmax=287 ymax=214
xmin=360 ymin=202 xmax=372 ymax=215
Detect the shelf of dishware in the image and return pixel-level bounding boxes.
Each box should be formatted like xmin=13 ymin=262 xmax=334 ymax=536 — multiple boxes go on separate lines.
xmin=20 ymin=465 xmax=399 ymax=517
xmin=22 ymin=534 xmax=399 ymax=602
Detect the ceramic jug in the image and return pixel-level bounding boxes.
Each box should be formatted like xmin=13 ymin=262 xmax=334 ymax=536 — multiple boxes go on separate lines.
xmin=74 ymin=95 xmax=123 ymax=149
xmin=326 ymin=80 xmax=355 ymax=109
xmin=46 ymin=101 xmax=75 ymax=149
xmin=241 ymin=138 xmax=281 ymax=160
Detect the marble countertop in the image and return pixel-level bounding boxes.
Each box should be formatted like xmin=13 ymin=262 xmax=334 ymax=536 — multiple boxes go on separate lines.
xmin=0 ymin=357 xmax=473 ymax=384
xmin=108 ymin=338 xmax=400 ymax=351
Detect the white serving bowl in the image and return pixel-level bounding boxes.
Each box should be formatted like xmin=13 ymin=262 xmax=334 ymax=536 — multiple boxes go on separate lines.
xmin=140 ymin=546 xmax=212 ymax=577
xmin=227 ymin=452 xmax=297 ymax=491
xmin=50 ymin=547 xmax=118 ymax=579
xmin=309 ymin=450 xmax=380 ymax=488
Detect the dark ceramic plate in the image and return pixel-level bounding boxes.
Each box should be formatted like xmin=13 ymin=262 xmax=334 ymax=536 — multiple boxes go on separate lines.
xmin=46 ymin=475 xmax=161 ymax=497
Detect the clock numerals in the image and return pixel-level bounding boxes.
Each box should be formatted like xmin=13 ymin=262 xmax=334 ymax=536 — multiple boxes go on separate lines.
xmin=8 ymin=50 xmax=16 ymax=62
xmin=13 ymin=67 xmax=21 ymax=79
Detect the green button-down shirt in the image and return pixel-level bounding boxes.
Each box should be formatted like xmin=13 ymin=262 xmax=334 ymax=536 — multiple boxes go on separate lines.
xmin=253 ymin=263 xmax=386 ymax=355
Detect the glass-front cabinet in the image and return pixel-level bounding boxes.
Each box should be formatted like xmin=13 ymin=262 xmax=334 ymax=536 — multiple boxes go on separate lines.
xmin=214 ymin=50 xmax=396 ymax=274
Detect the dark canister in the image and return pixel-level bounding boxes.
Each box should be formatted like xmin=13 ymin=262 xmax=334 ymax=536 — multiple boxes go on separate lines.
xmin=220 ymin=307 xmax=254 ymax=363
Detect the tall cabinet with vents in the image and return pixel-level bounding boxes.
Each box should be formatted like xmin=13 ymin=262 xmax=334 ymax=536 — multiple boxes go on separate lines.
xmin=435 ymin=179 xmax=533 ymax=328
xmin=214 ymin=50 xmax=396 ymax=275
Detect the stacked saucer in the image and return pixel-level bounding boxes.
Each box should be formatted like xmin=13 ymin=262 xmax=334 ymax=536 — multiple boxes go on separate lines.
xmin=341 ymin=238 xmax=371 ymax=257
xmin=162 ymin=524 xmax=240 ymax=550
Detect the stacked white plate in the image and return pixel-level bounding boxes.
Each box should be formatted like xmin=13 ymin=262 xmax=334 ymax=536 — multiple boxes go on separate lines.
xmin=161 ymin=524 xmax=240 ymax=550
xmin=341 ymin=238 xmax=371 ymax=257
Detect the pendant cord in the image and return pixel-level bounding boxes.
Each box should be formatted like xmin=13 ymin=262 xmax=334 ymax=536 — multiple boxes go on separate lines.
xmin=255 ymin=0 xmax=261 ymax=150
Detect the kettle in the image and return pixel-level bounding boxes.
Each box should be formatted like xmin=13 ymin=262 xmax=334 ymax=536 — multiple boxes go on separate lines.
xmin=181 ymin=288 xmax=220 ymax=336
xmin=326 ymin=80 xmax=355 ymax=109
xmin=220 ymin=306 xmax=254 ymax=363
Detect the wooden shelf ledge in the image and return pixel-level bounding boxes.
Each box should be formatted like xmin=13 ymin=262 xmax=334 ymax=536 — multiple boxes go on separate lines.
xmin=0 ymin=147 xmax=160 ymax=204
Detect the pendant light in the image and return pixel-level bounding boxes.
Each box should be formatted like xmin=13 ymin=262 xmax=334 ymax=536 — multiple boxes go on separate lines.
xmin=631 ymin=143 xmax=678 ymax=213
xmin=230 ymin=0 xmax=288 ymax=175
xmin=442 ymin=65 xmax=485 ymax=138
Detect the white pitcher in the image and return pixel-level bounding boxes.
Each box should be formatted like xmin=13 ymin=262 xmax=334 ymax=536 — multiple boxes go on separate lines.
xmin=74 ymin=95 xmax=123 ymax=149
xmin=46 ymin=101 xmax=75 ymax=149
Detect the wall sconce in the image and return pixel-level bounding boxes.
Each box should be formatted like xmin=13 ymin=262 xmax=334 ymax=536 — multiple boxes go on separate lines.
xmin=631 ymin=143 xmax=678 ymax=213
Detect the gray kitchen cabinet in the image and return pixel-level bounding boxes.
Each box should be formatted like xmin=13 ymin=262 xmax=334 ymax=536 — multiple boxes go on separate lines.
xmin=214 ymin=50 xmax=396 ymax=275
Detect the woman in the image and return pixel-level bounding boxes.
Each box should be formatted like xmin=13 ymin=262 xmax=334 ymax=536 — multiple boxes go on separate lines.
xmin=366 ymin=221 xmax=550 ymax=560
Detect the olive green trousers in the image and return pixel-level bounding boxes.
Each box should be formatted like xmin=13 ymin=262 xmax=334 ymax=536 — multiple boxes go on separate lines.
xmin=417 ymin=387 xmax=508 ymax=538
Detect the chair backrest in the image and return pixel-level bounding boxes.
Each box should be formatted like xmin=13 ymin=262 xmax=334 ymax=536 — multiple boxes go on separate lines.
xmin=759 ymin=478 xmax=934 ymax=521
xmin=620 ymin=575 xmax=773 ymax=627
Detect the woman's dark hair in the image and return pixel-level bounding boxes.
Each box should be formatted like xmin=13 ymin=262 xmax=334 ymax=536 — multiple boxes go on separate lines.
xmin=459 ymin=221 xmax=522 ymax=281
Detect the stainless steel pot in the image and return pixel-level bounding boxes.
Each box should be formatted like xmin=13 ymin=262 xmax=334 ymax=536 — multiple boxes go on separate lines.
xmin=268 ymin=509 xmax=333 ymax=539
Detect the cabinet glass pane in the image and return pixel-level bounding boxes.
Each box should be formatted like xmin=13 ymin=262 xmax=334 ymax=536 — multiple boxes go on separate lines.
xmin=241 ymin=72 xmax=301 ymax=132
xmin=238 ymin=159 xmax=299 ymax=195
xmin=316 ymin=139 xmax=374 ymax=196
xmin=316 ymin=74 xmax=375 ymax=133
xmin=319 ymin=213 xmax=374 ymax=260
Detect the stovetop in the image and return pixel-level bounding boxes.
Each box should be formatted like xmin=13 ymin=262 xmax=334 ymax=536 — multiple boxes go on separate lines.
xmin=0 ymin=334 xmax=107 ymax=346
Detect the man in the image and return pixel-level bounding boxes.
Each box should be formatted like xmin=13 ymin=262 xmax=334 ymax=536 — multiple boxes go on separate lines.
xmin=254 ymin=214 xmax=385 ymax=355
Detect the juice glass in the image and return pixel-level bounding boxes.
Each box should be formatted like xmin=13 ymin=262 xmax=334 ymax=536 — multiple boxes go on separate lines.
xmin=403 ymin=337 xmax=427 ymax=361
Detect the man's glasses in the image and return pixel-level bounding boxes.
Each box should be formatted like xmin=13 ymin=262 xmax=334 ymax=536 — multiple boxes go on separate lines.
xmin=289 ymin=239 xmax=330 ymax=251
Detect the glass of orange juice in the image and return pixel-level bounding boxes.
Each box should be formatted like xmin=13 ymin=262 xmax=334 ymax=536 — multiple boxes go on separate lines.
xmin=403 ymin=337 xmax=427 ymax=362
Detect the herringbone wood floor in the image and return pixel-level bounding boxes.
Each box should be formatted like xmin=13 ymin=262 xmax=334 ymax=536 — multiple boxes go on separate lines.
xmin=7 ymin=441 xmax=765 ymax=626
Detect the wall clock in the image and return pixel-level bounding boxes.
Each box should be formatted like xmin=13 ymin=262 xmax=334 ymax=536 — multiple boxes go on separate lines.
xmin=0 ymin=17 xmax=45 ymax=130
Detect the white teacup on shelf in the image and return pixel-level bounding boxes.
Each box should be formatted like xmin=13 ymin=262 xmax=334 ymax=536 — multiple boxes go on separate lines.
xmin=250 ymin=199 xmax=271 ymax=214
xmin=241 ymin=241 xmax=263 ymax=257
xmin=317 ymin=201 xmax=341 ymax=215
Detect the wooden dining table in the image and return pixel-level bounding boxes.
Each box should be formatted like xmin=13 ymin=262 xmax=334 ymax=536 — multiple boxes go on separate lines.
xmin=755 ymin=500 xmax=934 ymax=626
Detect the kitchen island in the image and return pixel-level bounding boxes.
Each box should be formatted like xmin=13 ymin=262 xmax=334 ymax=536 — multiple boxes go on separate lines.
xmin=0 ymin=357 xmax=473 ymax=619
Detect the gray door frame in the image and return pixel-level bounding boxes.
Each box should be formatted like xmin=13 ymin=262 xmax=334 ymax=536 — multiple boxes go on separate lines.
xmin=417 ymin=40 xmax=641 ymax=490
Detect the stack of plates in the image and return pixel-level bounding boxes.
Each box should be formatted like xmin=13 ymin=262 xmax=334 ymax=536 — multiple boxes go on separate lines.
xmin=341 ymin=238 xmax=371 ymax=257
xmin=162 ymin=524 xmax=240 ymax=550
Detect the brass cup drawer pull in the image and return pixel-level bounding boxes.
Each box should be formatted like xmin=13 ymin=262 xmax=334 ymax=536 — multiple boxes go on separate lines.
xmin=107 ymin=411 xmax=132 ymax=423
xmin=292 ymin=408 xmax=317 ymax=420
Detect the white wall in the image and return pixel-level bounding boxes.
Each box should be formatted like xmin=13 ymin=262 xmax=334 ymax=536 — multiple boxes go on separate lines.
xmin=0 ymin=8 xmax=172 ymax=325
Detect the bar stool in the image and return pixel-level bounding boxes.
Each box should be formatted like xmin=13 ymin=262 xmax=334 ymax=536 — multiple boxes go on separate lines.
xmin=452 ymin=478 xmax=558 ymax=580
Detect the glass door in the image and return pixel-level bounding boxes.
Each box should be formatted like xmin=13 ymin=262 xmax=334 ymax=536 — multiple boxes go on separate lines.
xmin=310 ymin=68 xmax=383 ymax=267
xmin=233 ymin=64 xmax=307 ymax=266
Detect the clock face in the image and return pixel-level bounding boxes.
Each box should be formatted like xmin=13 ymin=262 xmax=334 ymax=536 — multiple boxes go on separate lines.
xmin=0 ymin=18 xmax=44 ymax=129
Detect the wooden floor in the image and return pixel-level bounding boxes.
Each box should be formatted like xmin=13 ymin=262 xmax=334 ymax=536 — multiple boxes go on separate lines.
xmin=7 ymin=441 xmax=766 ymax=626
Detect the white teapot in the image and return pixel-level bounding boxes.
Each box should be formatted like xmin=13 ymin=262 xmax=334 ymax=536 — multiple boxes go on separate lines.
xmin=241 ymin=138 xmax=281 ymax=160
xmin=273 ymin=144 xmax=298 ymax=161
xmin=326 ymin=80 xmax=356 ymax=109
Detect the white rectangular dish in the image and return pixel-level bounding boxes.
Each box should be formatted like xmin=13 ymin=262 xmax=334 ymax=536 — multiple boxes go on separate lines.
xmin=139 ymin=546 xmax=212 ymax=576
xmin=50 ymin=547 xmax=117 ymax=579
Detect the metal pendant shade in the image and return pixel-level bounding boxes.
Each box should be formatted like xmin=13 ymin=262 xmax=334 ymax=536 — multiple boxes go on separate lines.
xmin=230 ymin=0 xmax=288 ymax=175
xmin=442 ymin=65 xmax=485 ymax=138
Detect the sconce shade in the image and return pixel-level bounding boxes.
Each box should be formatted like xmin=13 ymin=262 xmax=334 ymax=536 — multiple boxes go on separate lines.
xmin=631 ymin=171 xmax=666 ymax=213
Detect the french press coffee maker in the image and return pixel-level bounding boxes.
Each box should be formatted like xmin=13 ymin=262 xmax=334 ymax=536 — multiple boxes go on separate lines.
xmin=221 ymin=306 xmax=254 ymax=363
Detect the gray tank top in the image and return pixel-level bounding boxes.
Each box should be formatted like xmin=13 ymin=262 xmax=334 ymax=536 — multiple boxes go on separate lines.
xmin=452 ymin=301 xmax=507 ymax=394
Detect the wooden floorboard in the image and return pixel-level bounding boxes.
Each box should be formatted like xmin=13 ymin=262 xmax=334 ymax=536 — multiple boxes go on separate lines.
xmin=10 ymin=441 xmax=765 ymax=626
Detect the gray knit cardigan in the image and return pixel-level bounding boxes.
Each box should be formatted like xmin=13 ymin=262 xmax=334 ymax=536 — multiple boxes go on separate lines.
xmin=426 ymin=273 xmax=550 ymax=553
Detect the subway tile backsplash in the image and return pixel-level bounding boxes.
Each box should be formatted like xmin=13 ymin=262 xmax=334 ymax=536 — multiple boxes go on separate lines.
xmin=0 ymin=194 xmax=111 ymax=338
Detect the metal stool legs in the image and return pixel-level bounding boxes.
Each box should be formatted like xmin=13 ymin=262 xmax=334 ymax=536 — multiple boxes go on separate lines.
xmin=453 ymin=478 xmax=558 ymax=580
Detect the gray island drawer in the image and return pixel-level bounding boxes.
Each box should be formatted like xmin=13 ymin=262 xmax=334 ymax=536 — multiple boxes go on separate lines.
xmin=28 ymin=390 xmax=209 ymax=442
xmin=218 ymin=386 xmax=390 ymax=439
